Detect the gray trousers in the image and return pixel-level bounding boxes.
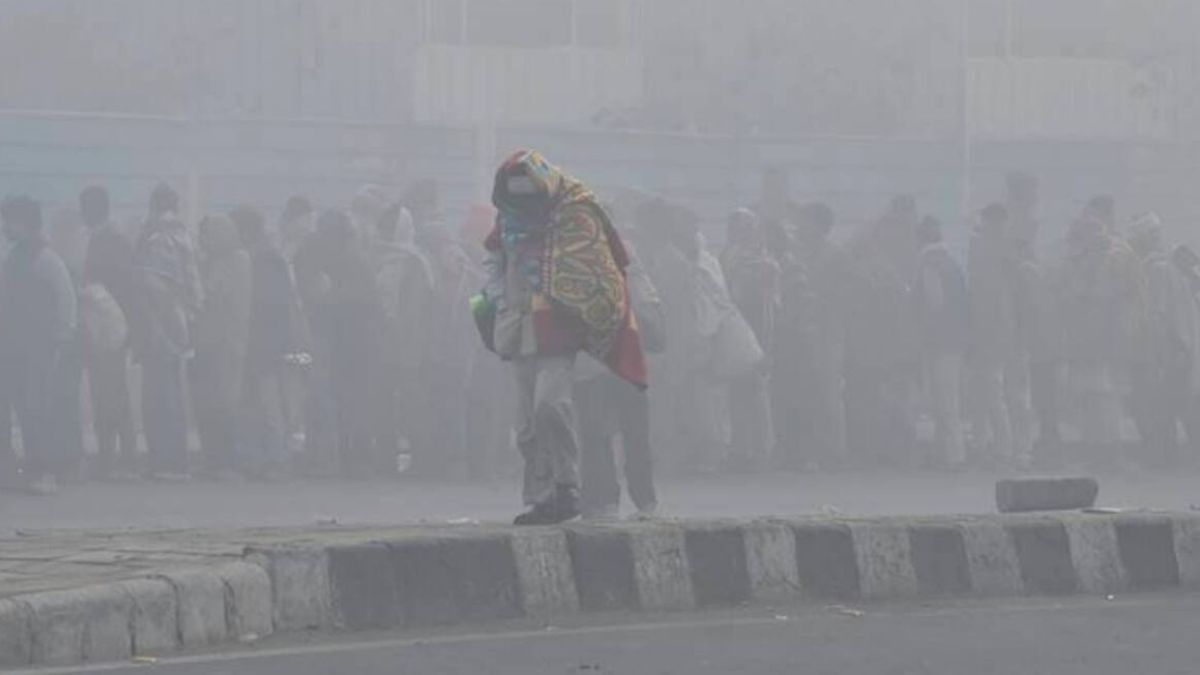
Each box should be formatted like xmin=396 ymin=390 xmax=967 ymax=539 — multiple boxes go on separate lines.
xmin=513 ymin=355 xmax=581 ymax=506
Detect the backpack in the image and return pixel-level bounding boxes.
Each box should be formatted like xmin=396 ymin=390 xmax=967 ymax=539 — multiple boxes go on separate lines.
xmin=79 ymin=283 xmax=129 ymax=354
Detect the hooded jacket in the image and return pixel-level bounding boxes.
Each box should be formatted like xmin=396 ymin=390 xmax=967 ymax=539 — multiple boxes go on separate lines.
xmin=483 ymin=150 xmax=647 ymax=388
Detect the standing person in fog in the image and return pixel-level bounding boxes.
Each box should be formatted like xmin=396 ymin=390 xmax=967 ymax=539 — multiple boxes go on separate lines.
xmin=233 ymin=205 xmax=297 ymax=479
xmin=480 ymin=150 xmax=647 ymax=525
xmin=779 ymin=201 xmax=850 ymax=470
xmin=1127 ymin=213 xmax=1199 ymax=467
xmin=913 ymin=216 xmax=969 ymax=469
xmin=843 ymin=196 xmax=920 ymax=467
xmin=720 ymin=208 xmax=778 ymax=470
xmin=369 ymin=204 xmax=435 ymax=474
xmin=135 ymin=184 xmax=201 ymax=480
xmin=1059 ymin=198 xmax=1146 ymax=468
xmin=290 ymin=204 xmax=341 ymax=475
xmin=431 ymin=209 xmax=497 ymax=479
xmin=79 ymin=186 xmax=140 ymax=479
xmin=310 ymin=209 xmax=379 ymax=477
xmin=1004 ymin=173 xmax=1061 ymax=459
xmin=192 ymin=214 xmax=251 ymax=477
xmin=967 ymin=203 xmax=1032 ymax=469
xmin=0 ymin=196 xmax=78 ymax=494
xmin=278 ymin=196 xmax=315 ymax=263
xmin=574 ymin=240 xmax=664 ymax=519
xmin=229 ymin=205 xmax=297 ymax=478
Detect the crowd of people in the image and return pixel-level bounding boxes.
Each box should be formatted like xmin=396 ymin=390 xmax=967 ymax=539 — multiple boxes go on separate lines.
xmin=1 ymin=163 xmax=1199 ymax=516
xmin=0 ymin=180 xmax=511 ymax=495
xmin=697 ymin=171 xmax=1200 ymax=478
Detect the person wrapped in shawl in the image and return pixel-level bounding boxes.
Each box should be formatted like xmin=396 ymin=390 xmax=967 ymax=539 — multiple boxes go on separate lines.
xmin=479 ymin=150 xmax=646 ymax=525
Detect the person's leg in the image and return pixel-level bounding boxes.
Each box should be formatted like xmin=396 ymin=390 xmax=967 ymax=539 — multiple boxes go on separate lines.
xmin=0 ymin=358 xmax=17 ymax=480
xmin=17 ymin=349 xmax=58 ymax=481
xmin=931 ymin=352 xmax=966 ymax=466
xmin=726 ymin=373 xmax=754 ymax=467
xmin=49 ymin=344 xmax=83 ymax=479
xmin=814 ymin=341 xmax=847 ymax=468
xmin=367 ymin=365 xmax=399 ymax=471
xmin=1031 ymin=358 xmax=1062 ymax=445
xmin=330 ymin=341 xmax=374 ymax=477
xmin=531 ymin=355 xmax=581 ymax=497
xmin=1128 ymin=363 xmax=1167 ymax=467
xmin=1165 ymin=363 xmax=1191 ymax=466
xmin=1004 ymin=353 xmax=1034 ymax=466
xmin=575 ymin=376 xmax=619 ymax=515
xmin=260 ymin=372 xmax=289 ymax=471
xmin=729 ymin=371 xmax=774 ymax=468
xmin=143 ymin=352 xmax=189 ymax=475
xmin=89 ymin=351 xmax=120 ymax=465
xmin=1076 ymin=362 xmax=1124 ymax=467
xmin=189 ymin=354 xmax=218 ymax=471
xmin=616 ymin=377 xmax=658 ymax=512
xmin=513 ymin=358 xmax=552 ymax=507
xmin=976 ymin=361 xmax=1013 ymax=462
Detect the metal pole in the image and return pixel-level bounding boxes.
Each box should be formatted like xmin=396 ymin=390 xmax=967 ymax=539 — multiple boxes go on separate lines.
xmin=961 ymin=0 xmax=973 ymax=219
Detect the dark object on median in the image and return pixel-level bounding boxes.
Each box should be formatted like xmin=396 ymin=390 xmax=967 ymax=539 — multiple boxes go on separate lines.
xmin=995 ymin=477 xmax=1099 ymax=513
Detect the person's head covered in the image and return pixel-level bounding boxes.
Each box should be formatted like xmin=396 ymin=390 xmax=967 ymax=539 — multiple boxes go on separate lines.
xmin=280 ymin=195 xmax=313 ymax=227
xmin=149 ymin=183 xmax=180 ymax=220
xmin=377 ymin=202 xmax=415 ymax=245
xmin=79 ymin=185 xmax=110 ymax=228
xmin=1084 ymin=195 xmax=1115 ymax=227
xmin=230 ymin=204 xmax=268 ymax=249
xmin=916 ymin=215 xmax=943 ymax=247
xmin=794 ymin=201 xmax=835 ymax=241
xmin=316 ymin=208 xmax=355 ymax=249
xmin=1128 ymin=211 xmax=1164 ymax=255
xmin=726 ymin=207 xmax=760 ymax=247
xmin=198 ymin=213 xmax=241 ymax=257
xmin=492 ymin=150 xmax=572 ymax=221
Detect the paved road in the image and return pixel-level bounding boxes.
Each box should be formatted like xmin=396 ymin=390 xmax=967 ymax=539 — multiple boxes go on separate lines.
xmin=2 ymin=469 xmax=1198 ymax=532
xmin=22 ymin=594 xmax=1200 ymax=675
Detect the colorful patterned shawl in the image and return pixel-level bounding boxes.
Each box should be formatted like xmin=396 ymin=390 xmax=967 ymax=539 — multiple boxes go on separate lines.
xmin=487 ymin=150 xmax=648 ymax=388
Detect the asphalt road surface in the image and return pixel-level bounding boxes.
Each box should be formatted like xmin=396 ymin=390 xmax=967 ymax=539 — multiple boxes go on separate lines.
xmin=3 ymin=469 xmax=1200 ymax=532
xmin=19 ymin=594 xmax=1200 ymax=675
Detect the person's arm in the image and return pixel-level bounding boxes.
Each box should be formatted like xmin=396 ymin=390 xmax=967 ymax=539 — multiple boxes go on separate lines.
xmin=481 ymin=247 xmax=506 ymax=309
xmin=41 ymin=250 xmax=78 ymax=346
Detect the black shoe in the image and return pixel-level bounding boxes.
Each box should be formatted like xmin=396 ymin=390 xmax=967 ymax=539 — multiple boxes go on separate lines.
xmin=514 ymin=484 xmax=581 ymax=526
xmin=513 ymin=501 xmax=557 ymax=526
xmin=552 ymin=483 xmax=581 ymax=523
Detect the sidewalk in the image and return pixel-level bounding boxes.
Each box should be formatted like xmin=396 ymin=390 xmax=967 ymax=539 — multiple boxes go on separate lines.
xmin=3 ymin=469 xmax=1199 ymax=533
xmin=0 ymin=525 xmax=440 ymax=599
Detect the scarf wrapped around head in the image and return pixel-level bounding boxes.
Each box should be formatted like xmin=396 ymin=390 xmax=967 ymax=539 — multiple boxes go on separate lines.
xmin=486 ymin=150 xmax=647 ymax=388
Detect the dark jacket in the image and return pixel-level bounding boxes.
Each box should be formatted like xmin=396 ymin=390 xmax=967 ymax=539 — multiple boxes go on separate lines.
xmin=0 ymin=239 xmax=77 ymax=360
xmin=914 ymin=242 xmax=969 ymax=355
xmin=247 ymin=245 xmax=299 ymax=373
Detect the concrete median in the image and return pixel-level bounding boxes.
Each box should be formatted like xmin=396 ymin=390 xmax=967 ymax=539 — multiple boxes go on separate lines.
xmin=5 ymin=511 xmax=1200 ymax=669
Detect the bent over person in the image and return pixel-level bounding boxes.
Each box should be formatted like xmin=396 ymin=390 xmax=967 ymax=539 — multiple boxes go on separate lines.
xmin=479 ymin=150 xmax=647 ymax=525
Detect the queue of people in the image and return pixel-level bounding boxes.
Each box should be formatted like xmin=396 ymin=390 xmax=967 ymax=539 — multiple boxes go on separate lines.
xmin=0 ymin=181 xmax=507 ymax=494
xmin=2 ymin=163 xmax=1200 ymax=524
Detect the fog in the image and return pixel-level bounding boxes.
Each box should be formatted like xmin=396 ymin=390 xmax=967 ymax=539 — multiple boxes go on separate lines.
xmin=0 ymin=0 xmax=1198 ymax=541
